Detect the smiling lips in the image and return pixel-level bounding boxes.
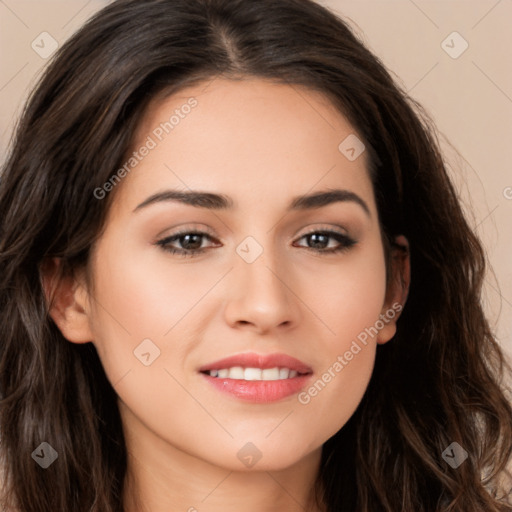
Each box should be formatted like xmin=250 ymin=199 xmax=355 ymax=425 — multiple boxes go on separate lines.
xmin=199 ymin=352 xmax=313 ymax=403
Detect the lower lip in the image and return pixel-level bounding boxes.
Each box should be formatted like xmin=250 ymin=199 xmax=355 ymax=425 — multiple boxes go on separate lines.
xmin=201 ymin=373 xmax=312 ymax=403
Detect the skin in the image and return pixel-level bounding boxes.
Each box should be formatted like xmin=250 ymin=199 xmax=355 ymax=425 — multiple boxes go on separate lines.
xmin=47 ymin=77 xmax=409 ymax=512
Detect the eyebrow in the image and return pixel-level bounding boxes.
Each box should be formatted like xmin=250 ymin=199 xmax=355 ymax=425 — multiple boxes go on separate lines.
xmin=133 ymin=188 xmax=371 ymax=217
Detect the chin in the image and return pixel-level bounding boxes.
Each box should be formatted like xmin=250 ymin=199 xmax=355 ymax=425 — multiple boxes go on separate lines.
xmin=210 ymin=437 xmax=322 ymax=473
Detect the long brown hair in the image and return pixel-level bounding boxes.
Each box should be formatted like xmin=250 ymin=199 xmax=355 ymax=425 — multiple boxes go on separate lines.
xmin=1 ymin=0 xmax=511 ymax=510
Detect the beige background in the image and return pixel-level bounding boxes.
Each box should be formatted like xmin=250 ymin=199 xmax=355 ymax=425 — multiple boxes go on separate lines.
xmin=1 ymin=0 xmax=511 ymax=357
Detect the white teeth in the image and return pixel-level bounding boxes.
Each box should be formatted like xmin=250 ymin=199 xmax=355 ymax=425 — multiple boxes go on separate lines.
xmin=261 ymin=367 xmax=280 ymax=380
xmin=207 ymin=367 xmax=301 ymax=380
xmin=244 ymin=367 xmax=262 ymax=380
xmin=228 ymin=366 xmax=244 ymax=379
xmin=279 ymin=368 xmax=290 ymax=379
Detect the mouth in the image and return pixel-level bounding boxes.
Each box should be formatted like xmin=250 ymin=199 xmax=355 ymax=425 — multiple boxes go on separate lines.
xmin=199 ymin=352 xmax=313 ymax=403
xmin=202 ymin=367 xmax=306 ymax=380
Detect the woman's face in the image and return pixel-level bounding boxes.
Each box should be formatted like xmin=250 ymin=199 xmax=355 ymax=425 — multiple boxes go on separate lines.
xmin=64 ymin=78 xmax=404 ymax=472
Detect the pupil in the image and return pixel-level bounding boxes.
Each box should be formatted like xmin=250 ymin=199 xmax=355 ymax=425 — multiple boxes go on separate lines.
xmin=182 ymin=234 xmax=202 ymax=249
xmin=310 ymin=233 xmax=327 ymax=248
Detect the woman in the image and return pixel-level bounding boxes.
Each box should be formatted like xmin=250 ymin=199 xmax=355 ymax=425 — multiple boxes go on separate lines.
xmin=0 ymin=0 xmax=511 ymax=510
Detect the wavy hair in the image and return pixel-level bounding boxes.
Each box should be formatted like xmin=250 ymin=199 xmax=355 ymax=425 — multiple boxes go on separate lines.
xmin=0 ymin=0 xmax=511 ymax=510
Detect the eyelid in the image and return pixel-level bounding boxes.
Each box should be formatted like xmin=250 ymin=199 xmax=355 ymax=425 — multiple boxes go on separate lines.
xmin=154 ymin=223 xmax=218 ymax=241
xmin=290 ymin=223 xmax=353 ymax=246
xmin=297 ymin=223 xmax=350 ymax=236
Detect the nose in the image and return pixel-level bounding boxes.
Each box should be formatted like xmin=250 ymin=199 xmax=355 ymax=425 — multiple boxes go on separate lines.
xmin=223 ymin=246 xmax=301 ymax=335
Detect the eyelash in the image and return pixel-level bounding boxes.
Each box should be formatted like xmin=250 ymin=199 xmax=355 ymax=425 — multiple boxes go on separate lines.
xmin=156 ymin=228 xmax=357 ymax=258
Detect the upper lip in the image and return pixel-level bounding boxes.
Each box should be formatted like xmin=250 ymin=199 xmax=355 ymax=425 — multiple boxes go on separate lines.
xmin=199 ymin=352 xmax=313 ymax=374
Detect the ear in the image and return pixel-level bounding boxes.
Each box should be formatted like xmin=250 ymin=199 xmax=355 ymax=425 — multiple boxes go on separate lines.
xmin=376 ymin=235 xmax=410 ymax=345
xmin=41 ymin=258 xmax=94 ymax=344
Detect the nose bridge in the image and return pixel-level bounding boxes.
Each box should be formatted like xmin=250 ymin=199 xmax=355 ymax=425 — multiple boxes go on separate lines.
xmin=237 ymin=235 xmax=288 ymax=304
xmin=224 ymin=233 xmax=300 ymax=332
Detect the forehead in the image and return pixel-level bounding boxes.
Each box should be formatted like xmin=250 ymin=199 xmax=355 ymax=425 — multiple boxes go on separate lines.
xmin=111 ymin=77 xmax=375 ymax=216
xmin=134 ymin=77 xmax=357 ymax=157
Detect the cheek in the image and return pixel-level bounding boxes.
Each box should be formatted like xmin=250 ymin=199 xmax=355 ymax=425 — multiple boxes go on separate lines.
xmin=86 ymin=239 xmax=213 ymax=359
xmin=306 ymin=235 xmax=388 ymax=345
xmin=84 ymin=235 xmax=242 ymax=408
xmin=293 ymin=236 xmax=387 ymax=429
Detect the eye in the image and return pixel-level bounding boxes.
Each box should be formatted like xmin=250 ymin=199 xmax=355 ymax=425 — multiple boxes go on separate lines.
xmin=156 ymin=228 xmax=357 ymax=258
xmin=156 ymin=230 xmax=219 ymax=257
xmin=293 ymin=229 xmax=357 ymax=254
